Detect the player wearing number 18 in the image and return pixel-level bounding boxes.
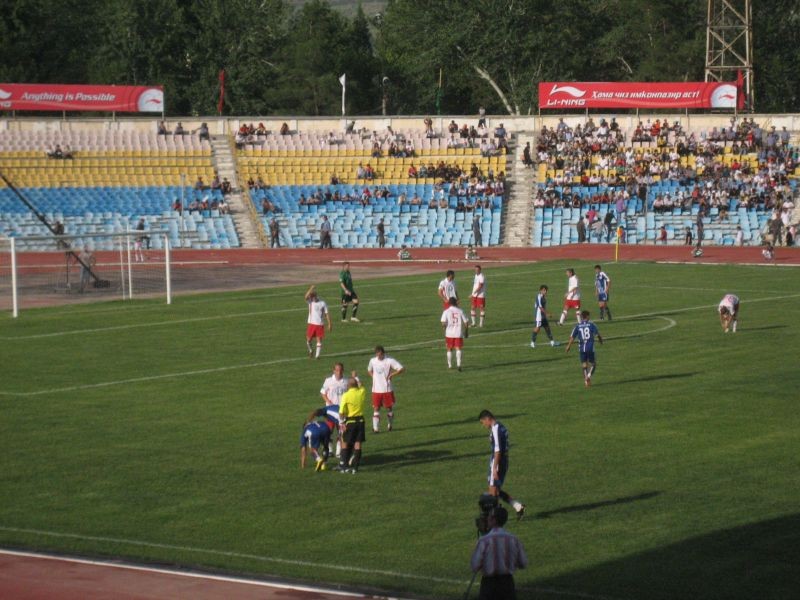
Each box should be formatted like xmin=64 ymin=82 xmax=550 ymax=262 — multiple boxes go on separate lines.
xmin=565 ymin=310 xmax=603 ymax=388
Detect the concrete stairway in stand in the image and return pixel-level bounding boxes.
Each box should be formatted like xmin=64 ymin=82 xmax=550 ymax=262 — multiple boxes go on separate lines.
xmin=502 ymin=134 xmax=535 ymax=247
xmin=210 ymin=135 xmax=264 ymax=248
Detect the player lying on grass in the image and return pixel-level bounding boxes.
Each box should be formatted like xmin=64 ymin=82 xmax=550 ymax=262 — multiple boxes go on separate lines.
xmin=718 ymin=294 xmax=740 ymax=333
xmin=304 ymin=285 xmax=332 ymax=359
xmin=565 ymin=310 xmax=603 ymax=388
xmin=300 ymin=421 xmax=331 ymax=471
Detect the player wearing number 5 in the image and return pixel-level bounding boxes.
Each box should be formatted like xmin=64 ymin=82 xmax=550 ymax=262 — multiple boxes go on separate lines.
xmin=441 ymin=297 xmax=469 ymax=371
xmin=565 ymin=310 xmax=603 ymax=388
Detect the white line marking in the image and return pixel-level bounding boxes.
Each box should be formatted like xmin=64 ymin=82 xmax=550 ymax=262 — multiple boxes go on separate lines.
xmin=0 ymin=528 xmax=465 ymax=587
xmin=0 ymin=549 xmax=394 ymax=598
xmin=0 ymin=300 xmax=396 ymax=340
xmin=2 ymin=294 xmax=796 ymax=397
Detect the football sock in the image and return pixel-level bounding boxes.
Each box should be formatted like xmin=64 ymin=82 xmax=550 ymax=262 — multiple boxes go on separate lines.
xmin=335 ymin=440 xmax=341 ymax=456
xmin=315 ymin=343 xmax=322 ymax=358
xmin=479 ymin=313 xmax=484 ymax=327
xmin=341 ymin=305 xmax=347 ymax=320
xmin=606 ymin=307 xmax=612 ymax=320
xmin=531 ymin=331 xmax=537 ymax=343
xmin=456 ymin=349 xmax=462 ymax=368
xmin=387 ymin=411 xmax=394 ymax=430
xmin=352 ymin=304 xmax=359 ymax=318
xmin=589 ymin=363 xmax=596 ymax=377
xmin=306 ymin=340 xmax=312 ymax=353
xmin=373 ymin=412 xmax=380 ymax=431
xmin=600 ymin=307 xmax=605 ymax=319
xmin=559 ymin=310 xmax=567 ymax=325
xmin=498 ymin=490 xmax=512 ymax=504
xmin=339 ymin=448 xmax=351 ymax=469
xmin=732 ymin=319 xmax=737 ymax=332
xmin=446 ymin=350 xmax=452 ymax=368
xmin=470 ymin=310 xmax=476 ymax=326
xmin=544 ymin=326 xmax=553 ymax=341
xmin=351 ymin=449 xmax=362 ymax=469
xmin=583 ymin=367 xmax=588 ymax=379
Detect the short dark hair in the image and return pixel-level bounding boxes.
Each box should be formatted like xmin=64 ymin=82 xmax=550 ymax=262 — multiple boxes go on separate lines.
xmin=374 ymin=345 xmax=385 ymax=354
xmin=539 ymin=284 xmax=548 ymax=291
xmin=490 ymin=506 xmax=509 ymax=527
xmin=478 ymin=409 xmax=494 ymax=421
xmin=580 ymin=310 xmax=590 ymax=319
xmin=446 ymin=270 xmax=455 ymax=277
xmin=566 ymin=268 xmax=575 ymax=276
xmin=594 ymin=264 xmax=602 ymax=270
xmin=449 ymin=297 xmax=458 ymax=306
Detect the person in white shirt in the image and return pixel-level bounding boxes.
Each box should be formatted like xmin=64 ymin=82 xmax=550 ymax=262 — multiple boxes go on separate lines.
xmin=718 ymin=294 xmax=740 ymax=333
xmin=735 ymin=225 xmax=744 ymax=246
xmin=367 ymin=345 xmax=405 ymax=433
xmin=320 ymin=362 xmax=348 ymax=405
xmin=441 ymin=297 xmax=469 ymax=370
xmin=559 ymin=268 xmax=581 ymax=325
xmin=470 ymin=265 xmax=486 ymax=327
xmin=438 ymin=270 xmax=458 ymax=309
xmin=304 ymin=285 xmax=332 ymax=359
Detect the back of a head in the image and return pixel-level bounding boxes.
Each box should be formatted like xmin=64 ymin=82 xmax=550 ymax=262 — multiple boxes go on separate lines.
xmin=490 ymin=506 xmax=509 ymax=527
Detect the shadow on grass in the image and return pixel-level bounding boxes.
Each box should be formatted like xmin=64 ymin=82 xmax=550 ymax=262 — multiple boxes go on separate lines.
xmin=402 ymin=414 xmax=527 ymax=431
xmin=468 ymin=357 xmax=565 ymax=371
xmin=603 ymin=371 xmax=700 ymax=386
xmin=365 ymin=449 xmax=485 ymax=469
xmin=375 ymin=434 xmax=477 ymax=452
xmin=534 ymin=491 xmax=661 ymax=519
xmin=740 ymin=325 xmax=787 ymax=332
xmin=524 ymin=513 xmax=800 ymax=600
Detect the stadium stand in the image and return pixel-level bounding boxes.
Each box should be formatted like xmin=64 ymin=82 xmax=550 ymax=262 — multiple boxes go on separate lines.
xmin=237 ymin=129 xmax=508 ymax=248
xmin=529 ymin=117 xmax=799 ymax=247
xmin=0 ymin=130 xmax=240 ymax=250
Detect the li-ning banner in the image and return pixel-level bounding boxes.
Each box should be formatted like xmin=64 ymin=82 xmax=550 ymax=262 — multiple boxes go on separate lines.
xmin=538 ymin=82 xmax=738 ymax=109
xmin=0 ymin=84 xmax=164 ymax=112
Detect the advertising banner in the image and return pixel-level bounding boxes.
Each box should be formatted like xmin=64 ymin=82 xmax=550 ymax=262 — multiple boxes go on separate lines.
xmin=0 ymin=84 xmax=164 ymax=112
xmin=538 ymin=81 xmax=738 ymax=110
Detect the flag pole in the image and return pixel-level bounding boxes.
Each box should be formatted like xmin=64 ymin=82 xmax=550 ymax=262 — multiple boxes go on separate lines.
xmin=339 ymin=73 xmax=346 ymax=117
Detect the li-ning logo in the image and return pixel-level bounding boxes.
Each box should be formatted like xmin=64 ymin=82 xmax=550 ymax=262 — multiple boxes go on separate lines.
xmin=0 ymin=88 xmax=12 ymax=100
xmin=549 ymin=84 xmax=586 ymax=98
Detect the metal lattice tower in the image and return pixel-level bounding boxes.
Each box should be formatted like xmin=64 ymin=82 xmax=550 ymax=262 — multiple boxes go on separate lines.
xmin=705 ymin=0 xmax=753 ymax=110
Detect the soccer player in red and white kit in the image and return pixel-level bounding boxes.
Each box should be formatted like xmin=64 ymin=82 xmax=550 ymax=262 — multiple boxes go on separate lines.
xmin=441 ymin=297 xmax=469 ymax=370
xmin=367 ymin=345 xmax=405 ymax=433
xmin=438 ymin=270 xmax=458 ymax=309
xmin=470 ymin=265 xmax=486 ymax=327
xmin=558 ymin=268 xmax=581 ymax=325
xmin=304 ymin=285 xmax=332 ymax=359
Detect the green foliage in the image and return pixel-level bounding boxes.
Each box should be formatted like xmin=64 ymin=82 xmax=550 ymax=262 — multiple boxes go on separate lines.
xmin=1 ymin=261 xmax=799 ymax=599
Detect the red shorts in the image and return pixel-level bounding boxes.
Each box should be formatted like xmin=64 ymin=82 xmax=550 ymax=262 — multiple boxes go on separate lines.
xmin=445 ymin=337 xmax=464 ymax=349
xmin=372 ymin=392 xmax=396 ymax=409
xmin=564 ymin=299 xmax=581 ymax=310
xmin=306 ymin=324 xmax=325 ymax=339
xmin=471 ymin=296 xmax=485 ymax=309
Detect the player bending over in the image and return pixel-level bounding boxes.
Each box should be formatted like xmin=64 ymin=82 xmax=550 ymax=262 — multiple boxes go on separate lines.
xmin=441 ymin=297 xmax=469 ymax=371
xmin=339 ymin=262 xmax=360 ymax=322
xmin=565 ymin=310 xmax=603 ymax=388
xmin=718 ymin=294 xmax=740 ymax=333
xmin=594 ymin=265 xmax=612 ymax=320
xmin=305 ymin=286 xmax=332 ymax=359
xmin=559 ymin=268 xmax=581 ymax=325
xmin=300 ymin=421 xmax=331 ymax=471
xmin=368 ymin=346 xmax=405 ymax=433
xmin=478 ymin=410 xmax=525 ymax=520
xmin=308 ymin=402 xmax=342 ymax=460
xmin=531 ymin=285 xmax=557 ymax=348
xmin=470 ymin=265 xmax=486 ymax=327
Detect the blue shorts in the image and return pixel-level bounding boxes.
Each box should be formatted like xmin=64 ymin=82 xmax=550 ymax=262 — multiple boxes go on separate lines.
xmin=487 ymin=455 xmax=508 ymax=488
xmin=579 ymin=350 xmax=595 ymax=363
xmin=597 ymin=292 xmax=608 ymax=302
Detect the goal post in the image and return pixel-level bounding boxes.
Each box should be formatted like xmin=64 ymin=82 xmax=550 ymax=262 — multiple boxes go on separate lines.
xmin=0 ymin=231 xmax=172 ymax=317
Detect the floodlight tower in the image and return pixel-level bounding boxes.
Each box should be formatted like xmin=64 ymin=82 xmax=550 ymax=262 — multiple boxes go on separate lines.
xmin=705 ymin=0 xmax=753 ymax=110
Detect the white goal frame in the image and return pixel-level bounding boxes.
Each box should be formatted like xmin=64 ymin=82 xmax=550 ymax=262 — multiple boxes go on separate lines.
xmin=1 ymin=231 xmax=172 ymax=318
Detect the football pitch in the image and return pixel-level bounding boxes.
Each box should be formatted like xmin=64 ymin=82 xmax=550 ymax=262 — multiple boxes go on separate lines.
xmin=1 ymin=259 xmax=799 ymax=600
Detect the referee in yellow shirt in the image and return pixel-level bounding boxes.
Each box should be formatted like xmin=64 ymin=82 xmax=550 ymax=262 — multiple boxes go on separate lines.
xmin=337 ymin=372 xmax=368 ymax=474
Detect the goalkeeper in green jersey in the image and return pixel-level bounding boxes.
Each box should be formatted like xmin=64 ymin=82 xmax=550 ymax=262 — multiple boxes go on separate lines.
xmin=339 ymin=262 xmax=360 ymax=322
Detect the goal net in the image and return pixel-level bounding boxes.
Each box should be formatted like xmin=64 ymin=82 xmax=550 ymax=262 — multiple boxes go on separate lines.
xmin=0 ymin=231 xmax=172 ymax=317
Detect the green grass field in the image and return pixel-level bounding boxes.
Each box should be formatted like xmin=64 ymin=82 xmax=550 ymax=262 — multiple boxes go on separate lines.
xmin=1 ymin=260 xmax=799 ymax=599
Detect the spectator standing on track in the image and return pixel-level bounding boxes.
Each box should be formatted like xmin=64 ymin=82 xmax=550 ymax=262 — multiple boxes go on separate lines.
xmin=470 ymin=505 xmax=528 ymax=600
xmin=78 ymin=247 xmax=95 ymax=293
xmin=377 ymin=218 xmax=386 ymax=248
xmin=473 ymin=213 xmax=483 ymax=246
xmin=269 ymin=218 xmax=280 ymax=248
xmin=319 ymin=215 xmax=333 ymax=249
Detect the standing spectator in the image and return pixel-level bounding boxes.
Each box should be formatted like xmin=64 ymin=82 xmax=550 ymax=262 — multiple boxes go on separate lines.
xmin=478 ymin=410 xmax=526 ymax=518
xmin=269 ymin=218 xmax=280 ymax=248
xmin=470 ymin=505 xmax=528 ymax=600
xmin=78 ymin=246 xmax=95 ymax=293
xmin=472 ymin=213 xmax=483 ymax=246
xmin=657 ymin=225 xmax=667 ymax=244
xmin=319 ymin=215 xmax=333 ymax=249
xmin=522 ymin=142 xmax=533 ymax=167
xmin=603 ymin=211 xmax=615 ymax=243
xmin=735 ymin=225 xmax=744 ymax=246
xmin=684 ymin=226 xmax=693 ymax=246
xmin=576 ymin=216 xmax=587 ymax=243
xmin=367 ymin=346 xmax=405 ymax=433
xmin=377 ymin=218 xmax=386 ymax=248
xmin=477 ymin=106 xmax=486 ymax=128
xmin=441 ymin=297 xmax=469 ymax=371
xmin=197 ymin=122 xmax=210 ymax=141
xmin=337 ymin=374 xmax=368 ymax=473
xmin=695 ymin=209 xmax=705 ymax=254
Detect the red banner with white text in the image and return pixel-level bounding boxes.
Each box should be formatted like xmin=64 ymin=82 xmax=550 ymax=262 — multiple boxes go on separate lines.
xmin=0 ymin=84 xmax=164 ymax=112
xmin=538 ymin=82 xmax=739 ymax=110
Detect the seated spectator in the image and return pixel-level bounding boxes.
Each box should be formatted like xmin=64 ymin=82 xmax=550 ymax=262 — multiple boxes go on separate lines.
xmin=174 ymin=122 xmax=185 ymax=136
xmin=298 ymin=193 xmax=308 ymax=205
xmin=218 ymin=198 xmax=229 ymax=214
xmin=410 ymin=193 xmax=422 ymax=205
xmin=221 ymin=178 xmax=231 ymax=195
xmin=398 ymin=245 xmax=412 ymax=260
xmin=262 ymin=198 xmax=276 ymax=214
xmin=371 ymin=141 xmax=382 ymax=158
xmin=194 ymin=176 xmax=205 ymax=190
xmin=62 ymin=145 xmax=74 ymax=159
xmin=280 ymin=122 xmax=290 ymax=135
xmin=246 ymin=176 xmax=255 ymax=189
xmin=256 ymin=122 xmax=267 ymax=136
xmin=356 ymin=163 xmax=366 ymax=179
xmin=172 ymin=198 xmax=183 ymax=214
xmin=188 ymin=199 xmax=200 ymax=213
xmin=460 ymin=124 xmax=470 ymax=139
xmin=327 ymin=131 xmax=338 ymax=145
xmin=330 ymin=173 xmax=340 ymax=185
xmin=438 ymin=196 xmax=449 ymax=209
xmin=408 ymin=164 xmax=418 ymax=178
xmin=428 ymin=196 xmax=437 ymax=208
xmin=388 ymin=142 xmax=398 ymax=157
xmin=256 ymin=176 xmax=267 ymax=190
xmin=424 ymin=117 xmax=434 ymax=137
xmin=404 ymin=140 xmax=415 ymax=156
xmin=364 ymin=164 xmax=375 ymax=180
xmin=397 ymin=193 xmax=407 ymax=206
xmin=448 ymin=120 xmax=459 ymax=134
xmin=201 ymin=196 xmax=210 ymax=210
xmin=419 ymin=164 xmax=429 ymax=178
xmin=47 ymin=144 xmax=64 ymax=159
xmin=210 ymin=174 xmax=222 ymax=190
xmin=157 ymin=121 xmax=169 ymax=135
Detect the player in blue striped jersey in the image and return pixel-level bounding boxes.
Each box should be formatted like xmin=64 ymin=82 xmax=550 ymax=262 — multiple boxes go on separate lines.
xmin=565 ymin=310 xmax=604 ymax=387
xmin=308 ymin=404 xmax=342 ymax=458
xmin=530 ymin=285 xmax=557 ymax=348
xmin=479 ymin=410 xmax=526 ymax=520
xmin=594 ymin=265 xmax=612 ymax=320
